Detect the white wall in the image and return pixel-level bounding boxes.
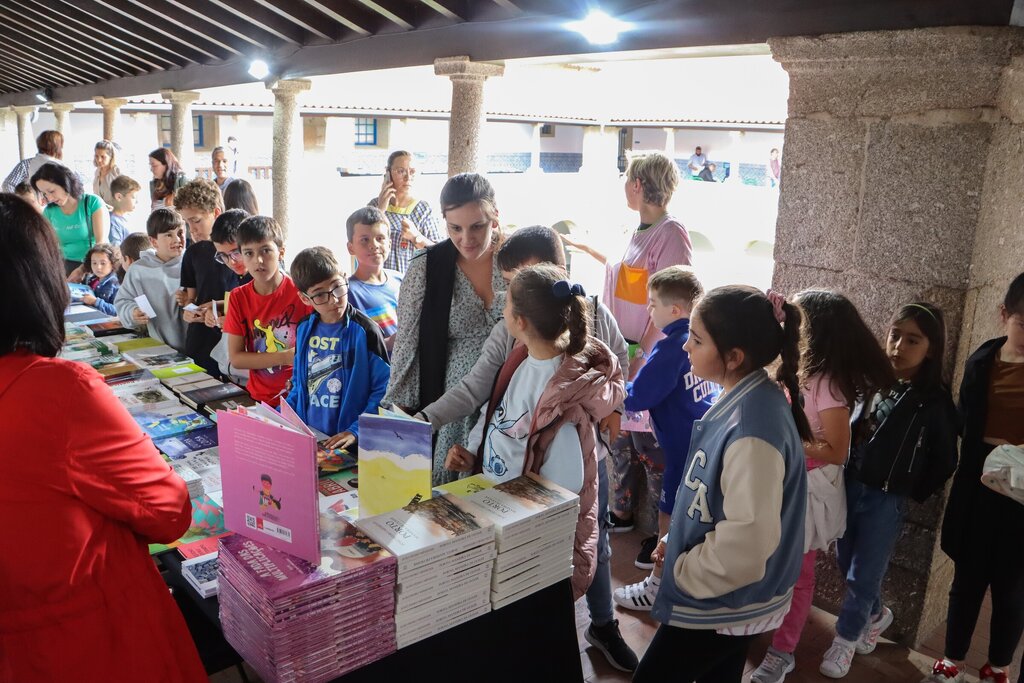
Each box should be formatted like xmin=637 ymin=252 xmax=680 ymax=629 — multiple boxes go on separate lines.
xmin=540 ymin=124 xmax=584 ymax=154
xmin=631 ymin=127 xmax=784 ymax=165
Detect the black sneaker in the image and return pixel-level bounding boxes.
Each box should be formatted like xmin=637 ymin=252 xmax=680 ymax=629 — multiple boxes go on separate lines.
xmin=608 ymin=511 xmax=634 ymax=533
xmin=585 ymin=619 xmax=639 ymax=672
xmin=635 ymin=535 xmax=658 ymax=569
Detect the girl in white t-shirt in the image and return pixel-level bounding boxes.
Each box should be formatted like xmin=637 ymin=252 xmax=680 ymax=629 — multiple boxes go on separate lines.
xmin=752 ymin=289 xmax=895 ymax=683
xmin=444 ymin=263 xmax=625 ymax=599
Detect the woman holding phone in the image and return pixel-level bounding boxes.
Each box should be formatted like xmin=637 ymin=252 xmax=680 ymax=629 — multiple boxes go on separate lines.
xmin=367 ymin=150 xmax=441 ymax=274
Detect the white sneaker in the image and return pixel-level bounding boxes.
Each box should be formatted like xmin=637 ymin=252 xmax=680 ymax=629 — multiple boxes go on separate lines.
xmin=856 ymin=606 xmax=894 ymax=654
xmin=751 ymin=647 xmax=796 ymax=683
xmin=819 ymin=640 xmax=855 ymax=679
xmin=613 ymin=576 xmax=657 ymax=611
xmin=921 ymin=659 xmax=966 ymax=682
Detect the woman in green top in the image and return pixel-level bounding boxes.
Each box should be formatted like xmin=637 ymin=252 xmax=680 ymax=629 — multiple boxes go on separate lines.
xmin=32 ymin=162 xmax=109 ymax=276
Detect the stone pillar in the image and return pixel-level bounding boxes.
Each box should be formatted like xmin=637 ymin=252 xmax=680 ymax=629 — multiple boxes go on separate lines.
xmin=434 ymin=56 xmax=504 ymax=176
xmin=663 ymin=127 xmax=676 ymax=157
xmin=160 ymin=90 xmax=200 ymax=174
xmin=11 ymin=106 xmax=37 ymax=161
xmin=93 ymin=97 xmax=128 ymax=143
xmin=268 ymin=79 xmax=311 ymax=238
xmin=580 ymin=125 xmax=620 ymax=177
xmin=526 ymin=122 xmax=544 ymax=174
xmin=769 ymin=26 xmax=1024 ymax=647
xmin=51 ymin=103 xmax=74 ymax=136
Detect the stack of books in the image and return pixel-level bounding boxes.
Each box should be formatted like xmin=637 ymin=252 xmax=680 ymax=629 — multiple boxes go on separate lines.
xmin=154 ymin=426 xmax=219 ymax=460
xmin=356 ymin=494 xmax=496 ymax=649
xmin=181 ymin=551 xmax=219 ymax=598
xmin=111 ymin=379 xmax=181 ymax=413
xmin=122 ymin=344 xmax=192 ymax=370
xmin=463 ymin=473 xmax=579 ymax=610
xmin=132 ymin=404 xmax=213 ymax=441
xmin=218 ymin=518 xmax=398 ymax=683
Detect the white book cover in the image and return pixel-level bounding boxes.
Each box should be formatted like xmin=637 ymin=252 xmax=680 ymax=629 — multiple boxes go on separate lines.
xmin=123 ymin=344 xmax=191 ymax=369
xmin=464 ymin=473 xmax=579 ymax=535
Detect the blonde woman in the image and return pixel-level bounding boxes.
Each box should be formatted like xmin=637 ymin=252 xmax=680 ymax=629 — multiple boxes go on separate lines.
xmin=92 ymin=140 xmax=121 ymax=206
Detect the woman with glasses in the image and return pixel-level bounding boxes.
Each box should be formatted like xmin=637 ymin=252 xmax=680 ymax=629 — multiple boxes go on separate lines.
xmin=367 ymin=150 xmax=442 ymax=274
xmin=92 ymin=140 xmax=121 ymax=206
xmin=0 ymin=193 xmax=208 ymax=681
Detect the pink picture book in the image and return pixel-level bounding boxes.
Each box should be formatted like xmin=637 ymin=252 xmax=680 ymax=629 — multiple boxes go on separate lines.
xmin=216 ymin=402 xmax=320 ymax=563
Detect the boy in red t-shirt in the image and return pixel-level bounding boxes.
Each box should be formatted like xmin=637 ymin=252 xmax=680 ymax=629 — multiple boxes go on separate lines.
xmin=223 ymin=216 xmax=312 ymax=406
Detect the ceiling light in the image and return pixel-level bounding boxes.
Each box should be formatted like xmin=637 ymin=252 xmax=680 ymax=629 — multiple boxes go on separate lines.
xmin=566 ymin=10 xmax=633 ymax=45
xmin=35 ymin=92 xmax=47 ymax=102
xmin=248 ymin=59 xmax=270 ymax=80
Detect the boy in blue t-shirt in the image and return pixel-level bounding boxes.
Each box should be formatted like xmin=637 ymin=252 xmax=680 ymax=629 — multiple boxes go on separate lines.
xmin=345 ymin=207 xmax=403 ymax=353
xmin=285 ymin=246 xmax=390 ymax=450
xmin=108 ymin=175 xmax=141 ymax=246
xmin=613 ymin=265 xmax=719 ymax=612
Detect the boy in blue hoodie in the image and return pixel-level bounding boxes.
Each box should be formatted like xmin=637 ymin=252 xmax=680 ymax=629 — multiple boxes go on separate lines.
xmin=614 ymin=265 xmax=719 ymax=612
xmin=285 ymin=246 xmax=390 ymax=450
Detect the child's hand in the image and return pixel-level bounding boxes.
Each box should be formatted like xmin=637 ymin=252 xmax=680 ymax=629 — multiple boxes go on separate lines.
xmin=204 ymin=303 xmax=221 ymax=328
xmin=650 ymin=539 xmax=667 ymax=568
xmin=599 ymin=412 xmax=621 ymax=443
xmin=279 ymin=347 xmax=296 ymax=367
xmin=81 ymin=293 xmax=97 ymax=306
xmin=174 ymin=288 xmax=191 ymax=307
xmin=324 ymin=431 xmax=356 ymax=450
xmin=445 ymin=444 xmax=476 ymax=472
xmin=66 ymin=264 xmax=86 ymax=283
xmin=131 ymin=308 xmax=149 ymax=325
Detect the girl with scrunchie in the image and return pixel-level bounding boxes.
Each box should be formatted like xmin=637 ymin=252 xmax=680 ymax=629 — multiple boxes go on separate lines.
xmin=445 ymin=264 xmax=625 ymax=600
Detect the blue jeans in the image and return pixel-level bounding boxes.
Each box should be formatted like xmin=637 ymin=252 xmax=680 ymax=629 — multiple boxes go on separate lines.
xmin=835 ymin=478 xmax=906 ymax=641
xmin=586 ymin=456 xmax=614 ymax=626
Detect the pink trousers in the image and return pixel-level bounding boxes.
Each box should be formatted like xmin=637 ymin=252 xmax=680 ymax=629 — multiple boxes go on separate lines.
xmin=772 ymin=550 xmax=818 ymax=653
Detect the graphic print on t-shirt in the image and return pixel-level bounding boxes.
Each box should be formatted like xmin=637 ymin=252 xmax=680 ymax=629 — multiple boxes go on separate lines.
xmin=483 ymin=399 xmax=531 ymax=479
xmin=305 ymin=328 xmax=347 ymax=409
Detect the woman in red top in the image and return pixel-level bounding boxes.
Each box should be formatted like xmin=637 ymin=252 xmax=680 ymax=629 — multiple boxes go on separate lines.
xmin=0 ymin=194 xmax=207 ymax=683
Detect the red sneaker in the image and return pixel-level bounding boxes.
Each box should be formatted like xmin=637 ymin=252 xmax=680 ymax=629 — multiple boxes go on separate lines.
xmin=979 ymin=663 xmax=1010 ymax=683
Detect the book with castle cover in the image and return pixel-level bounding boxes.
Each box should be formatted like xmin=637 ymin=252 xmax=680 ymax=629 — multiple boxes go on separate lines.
xmin=113 ymin=380 xmax=181 ymax=414
xmin=356 ymin=494 xmax=495 ymax=567
xmin=217 ymin=403 xmax=320 ymax=563
xmin=357 ymin=411 xmax=432 ymax=518
xmin=463 ymin=473 xmax=579 ymax=541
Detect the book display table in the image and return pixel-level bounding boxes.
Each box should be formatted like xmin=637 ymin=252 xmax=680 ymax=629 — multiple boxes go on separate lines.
xmin=160 ymin=550 xmax=584 ymax=682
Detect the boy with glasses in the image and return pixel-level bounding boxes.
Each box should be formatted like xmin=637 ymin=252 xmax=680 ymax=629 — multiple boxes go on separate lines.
xmin=286 ymin=246 xmax=390 ymax=451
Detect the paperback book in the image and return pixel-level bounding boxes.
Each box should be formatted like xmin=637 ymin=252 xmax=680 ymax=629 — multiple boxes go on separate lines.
xmin=133 ymin=407 xmax=213 ymax=440
xmin=182 ymin=551 xmax=220 ymax=598
xmin=154 ymin=426 xmax=219 ymax=459
xmin=356 ymin=409 xmax=432 ymax=517
xmin=123 ymin=344 xmax=192 ymax=370
xmin=217 ymin=402 xmax=320 ymax=563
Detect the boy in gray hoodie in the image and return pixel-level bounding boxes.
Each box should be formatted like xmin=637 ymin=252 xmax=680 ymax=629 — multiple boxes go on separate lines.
xmin=114 ymin=207 xmax=188 ymax=351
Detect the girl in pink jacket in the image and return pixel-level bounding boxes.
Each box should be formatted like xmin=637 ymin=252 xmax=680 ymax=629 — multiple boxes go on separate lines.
xmin=446 ymin=263 xmax=625 ymax=598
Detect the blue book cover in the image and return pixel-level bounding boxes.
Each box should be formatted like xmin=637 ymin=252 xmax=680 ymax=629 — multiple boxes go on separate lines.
xmin=155 ymin=426 xmax=219 ymax=459
xmin=134 ymin=411 xmax=213 ymax=440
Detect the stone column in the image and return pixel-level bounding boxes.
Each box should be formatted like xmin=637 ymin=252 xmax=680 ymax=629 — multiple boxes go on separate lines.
xmin=663 ymin=127 xmax=676 ymax=157
xmin=434 ymin=56 xmax=504 ymax=176
xmin=769 ymin=26 xmax=1023 ymax=647
xmin=51 ymin=103 xmax=75 ymax=136
xmin=580 ymin=124 xmax=621 ymax=177
xmin=11 ymin=106 xmax=36 ymax=161
xmin=160 ymin=90 xmax=200 ymax=175
xmin=268 ymin=79 xmax=311 ymax=238
xmin=93 ymin=97 xmax=128 ymax=143
xmin=526 ymin=122 xmax=544 ymax=174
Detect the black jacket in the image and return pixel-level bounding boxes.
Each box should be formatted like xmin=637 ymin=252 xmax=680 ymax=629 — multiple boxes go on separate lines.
xmin=941 ymin=337 xmax=1024 ymax=563
xmin=846 ymin=383 xmax=958 ymax=503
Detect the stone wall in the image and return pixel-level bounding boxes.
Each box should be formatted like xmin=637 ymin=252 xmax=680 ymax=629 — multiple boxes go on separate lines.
xmin=769 ymin=26 xmax=1024 ymax=646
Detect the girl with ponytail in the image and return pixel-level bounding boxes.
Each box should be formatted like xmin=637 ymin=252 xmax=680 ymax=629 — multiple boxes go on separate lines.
xmin=634 ymin=285 xmax=810 ymax=683
xmin=444 ymin=263 xmax=625 ymax=600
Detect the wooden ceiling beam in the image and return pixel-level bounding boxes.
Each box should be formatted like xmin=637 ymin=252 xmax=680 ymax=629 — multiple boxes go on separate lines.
xmin=58 ymin=0 xmax=200 ymax=66
xmin=0 ymin=11 xmax=132 ymax=80
xmin=255 ymin=0 xmax=336 ymax=41
xmin=164 ymin=0 xmax=285 ymax=52
xmin=91 ymin=0 xmax=230 ymax=62
xmin=0 ymin=30 xmax=105 ymax=85
xmin=419 ymin=0 xmax=466 ymax=21
xmin=209 ymin=0 xmax=310 ymax=46
xmin=121 ymin=0 xmax=246 ymax=58
xmin=299 ymin=0 xmax=375 ymax=36
xmin=357 ymin=0 xmax=417 ymax=29
xmin=14 ymin=0 xmax=173 ymax=71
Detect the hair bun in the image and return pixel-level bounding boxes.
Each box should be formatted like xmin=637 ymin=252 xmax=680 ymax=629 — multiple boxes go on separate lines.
xmin=552 ymin=279 xmax=585 ymax=299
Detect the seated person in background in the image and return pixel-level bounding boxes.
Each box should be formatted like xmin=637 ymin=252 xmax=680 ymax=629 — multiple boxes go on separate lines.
xmin=698 ymin=162 xmax=717 ymax=182
xmin=114 ymin=209 xmax=188 ymax=351
xmin=108 ymin=175 xmax=141 ymax=247
xmin=346 ymin=206 xmax=403 ymax=353
xmin=117 ymin=232 xmax=151 ymax=282
xmin=286 ymin=247 xmax=390 ymax=450
xmin=173 ymin=178 xmax=224 ymax=376
xmin=223 ymin=216 xmax=312 ymax=407
xmin=80 ymin=243 xmax=120 ymax=316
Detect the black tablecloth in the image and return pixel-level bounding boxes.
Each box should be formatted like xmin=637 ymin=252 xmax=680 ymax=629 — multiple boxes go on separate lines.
xmin=159 ymin=551 xmax=584 ymax=683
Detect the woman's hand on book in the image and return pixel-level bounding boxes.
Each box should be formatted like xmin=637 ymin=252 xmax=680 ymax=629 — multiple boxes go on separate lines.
xmin=445 ymin=444 xmax=476 ymax=472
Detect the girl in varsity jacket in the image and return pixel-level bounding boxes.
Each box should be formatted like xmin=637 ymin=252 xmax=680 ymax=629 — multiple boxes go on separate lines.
xmin=634 ymin=286 xmax=811 ymax=683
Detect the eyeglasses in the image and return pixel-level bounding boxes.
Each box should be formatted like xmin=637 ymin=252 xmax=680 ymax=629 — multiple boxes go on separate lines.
xmin=391 ymin=168 xmax=416 ymax=178
xmin=214 ymin=249 xmax=242 ymax=265
xmin=307 ymin=281 xmax=348 ymax=305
